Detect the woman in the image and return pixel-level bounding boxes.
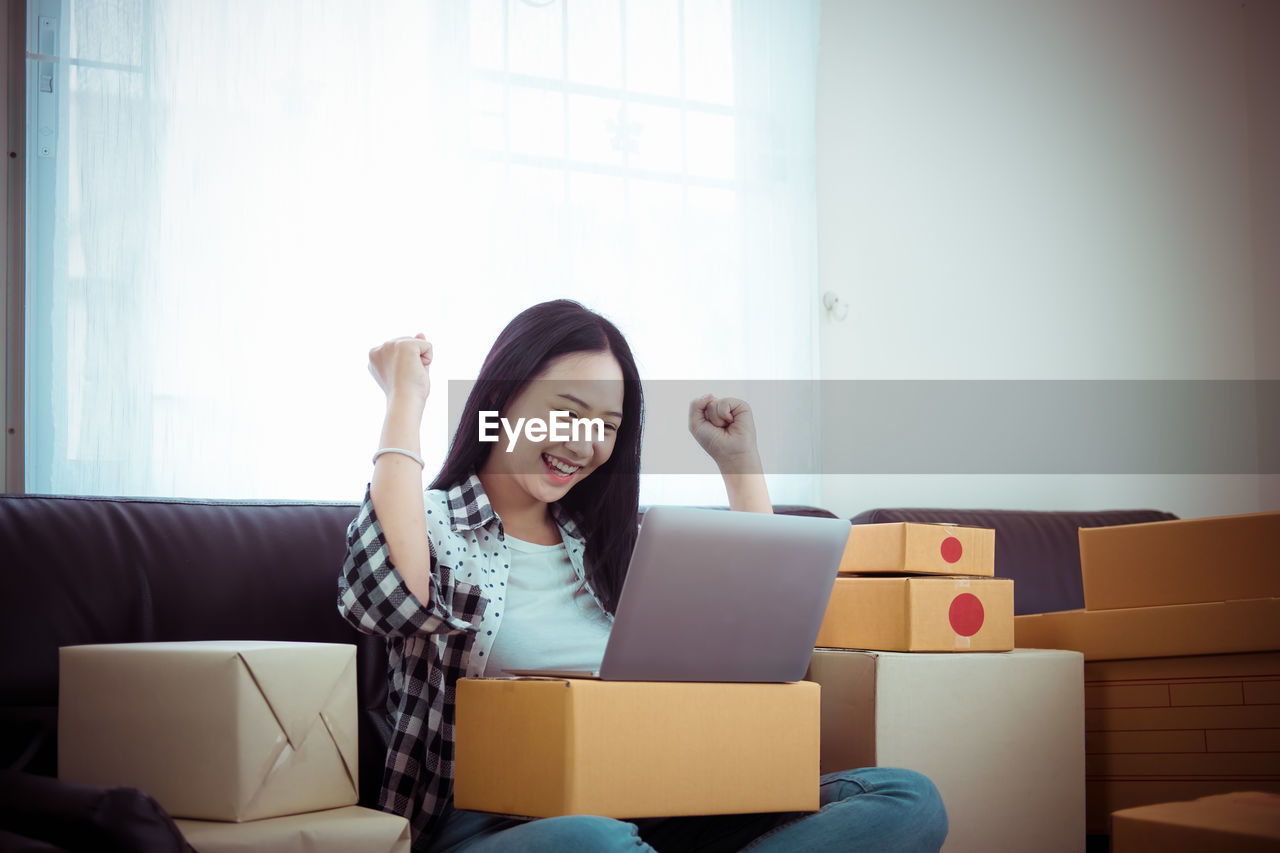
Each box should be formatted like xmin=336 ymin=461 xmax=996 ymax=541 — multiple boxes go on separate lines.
xmin=339 ymin=300 xmax=947 ymax=852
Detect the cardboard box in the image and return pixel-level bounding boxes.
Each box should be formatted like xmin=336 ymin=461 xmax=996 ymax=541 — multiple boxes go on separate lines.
xmin=816 ymin=576 xmax=1013 ymax=651
xmin=1014 ymin=598 xmax=1280 ymax=660
xmin=840 ymin=522 xmax=994 ymax=577
xmin=1081 ymin=511 xmax=1280 ymax=611
xmin=1082 ymin=652 xmax=1280 ymax=834
xmin=1089 ymin=753 xmax=1280 ymax=777
xmin=453 ymin=678 xmax=819 ymax=818
xmin=1084 ymin=651 xmax=1280 ymax=682
xmin=59 ymin=641 xmax=358 ymax=822
xmin=804 ymin=648 xmax=1084 ymax=853
xmin=1091 ymin=780 xmax=1280 ymax=838
xmin=176 ymin=806 xmax=410 ymax=853
xmin=1111 ymin=792 xmax=1280 ymax=852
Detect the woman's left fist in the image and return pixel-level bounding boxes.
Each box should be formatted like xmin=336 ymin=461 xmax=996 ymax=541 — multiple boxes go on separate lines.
xmin=688 ymin=394 xmax=762 ymax=472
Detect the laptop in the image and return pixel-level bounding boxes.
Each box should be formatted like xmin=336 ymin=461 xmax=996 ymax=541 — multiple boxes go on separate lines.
xmin=503 ymin=506 xmax=850 ymax=683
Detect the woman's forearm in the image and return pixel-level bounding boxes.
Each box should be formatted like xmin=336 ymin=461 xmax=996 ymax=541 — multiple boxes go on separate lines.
xmin=718 ymin=452 xmax=773 ymax=514
xmin=370 ymin=394 xmax=433 ymax=604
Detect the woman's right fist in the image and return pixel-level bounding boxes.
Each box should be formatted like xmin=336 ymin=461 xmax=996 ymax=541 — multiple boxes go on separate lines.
xmin=368 ymin=333 xmax=433 ymax=406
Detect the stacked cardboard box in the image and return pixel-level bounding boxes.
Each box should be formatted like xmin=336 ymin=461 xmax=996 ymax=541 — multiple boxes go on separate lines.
xmin=174 ymin=806 xmax=411 ymax=852
xmin=817 ymin=522 xmax=1013 ymax=652
xmin=59 ymin=641 xmax=411 ymax=853
xmin=806 ymin=524 xmax=1087 ymax=852
xmin=1111 ymin=791 xmax=1280 ymax=852
xmin=1013 ymin=511 xmax=1280 ymax=836
xmin=453 ymin=678 xmax=820 ymax=818
xmin=1081 ymin=653 xmax=1280 ymax=834
xmin=805 ymin=648 xmax=1085 ymax=853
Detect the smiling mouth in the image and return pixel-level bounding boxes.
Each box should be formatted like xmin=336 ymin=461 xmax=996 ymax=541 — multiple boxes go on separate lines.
xmin=542 ymin=453 xmax=582 ymax=482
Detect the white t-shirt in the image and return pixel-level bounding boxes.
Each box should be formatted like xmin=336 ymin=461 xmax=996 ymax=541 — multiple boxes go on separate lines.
xmin=483 ymin=534 xmax=613 ymax=676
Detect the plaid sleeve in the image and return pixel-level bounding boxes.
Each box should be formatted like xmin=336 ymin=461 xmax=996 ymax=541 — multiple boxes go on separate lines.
xmin=337 ymin=488 xmax=477 ymax=637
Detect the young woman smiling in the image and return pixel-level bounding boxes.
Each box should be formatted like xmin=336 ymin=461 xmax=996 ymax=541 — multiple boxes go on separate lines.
xmin=339 ymin=300 xmax=947 ymax=852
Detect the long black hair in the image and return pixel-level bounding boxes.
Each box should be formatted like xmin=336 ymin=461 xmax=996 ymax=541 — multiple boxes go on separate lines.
xmin=430 ymin=299 xmax=643 ymax=614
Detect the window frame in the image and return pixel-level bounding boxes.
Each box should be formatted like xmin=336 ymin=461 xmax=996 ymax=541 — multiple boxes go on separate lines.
xmin=3 ymin=0 xmax=26 ymax=494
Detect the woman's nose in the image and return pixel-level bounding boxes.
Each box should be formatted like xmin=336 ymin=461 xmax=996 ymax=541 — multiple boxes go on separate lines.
xmin=561 ymin=436 xmax=594 ymax=461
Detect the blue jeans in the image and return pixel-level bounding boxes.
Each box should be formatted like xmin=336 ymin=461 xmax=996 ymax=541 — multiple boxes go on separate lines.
xmin=422 ymin=767 xmax=947 ymax=852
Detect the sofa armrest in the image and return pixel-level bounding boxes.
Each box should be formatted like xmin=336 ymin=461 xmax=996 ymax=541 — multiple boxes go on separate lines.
xmin=0 ymin=770 xmax=193 ymax=853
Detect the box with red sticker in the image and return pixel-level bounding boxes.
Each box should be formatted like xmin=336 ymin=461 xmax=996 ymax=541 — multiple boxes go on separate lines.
xmin=816 ymin=576 xmax=1013 ymax=652
xmin=839 ymin=522 xmax=994 ymax=578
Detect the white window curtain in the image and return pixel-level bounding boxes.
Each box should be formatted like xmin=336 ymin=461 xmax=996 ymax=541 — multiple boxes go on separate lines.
xmin=25 ymin=0 xmax=822 ymax=505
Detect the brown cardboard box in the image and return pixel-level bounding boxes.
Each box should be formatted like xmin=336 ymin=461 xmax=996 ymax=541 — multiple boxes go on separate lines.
xmin=1091 ymin=780 xmax=1280 ymax=838
xmin=816 ymin=576 xmax=1013 ymax=651
xmin=1080 ymin=511 xmax=1280 ymax=611
xmin=1111 ymin=792 xmax=1280 ymax=852
xmin=805 ymin=648 xmax=1084 ymax=852
xmin=1084 ymin=652 xmax=1280 ymax=682
xmin=453 ymin=678 xmax=819 ymax=818
xmin=840 ymin=522 xmax=994 ymax=577
xmin=59 ymin=641 xmax=358 ymax=822
xmin=175 ymin=806 xmax=410 ymax=853
xmin=1082 ymin=652 xmax=1280 ymax=834
xmin=1014 ymin=598 xmax=1280 ymax=660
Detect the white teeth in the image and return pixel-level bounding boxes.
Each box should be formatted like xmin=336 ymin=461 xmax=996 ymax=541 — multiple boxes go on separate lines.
xmin=543 ymin=454 xmax=580 ymax=475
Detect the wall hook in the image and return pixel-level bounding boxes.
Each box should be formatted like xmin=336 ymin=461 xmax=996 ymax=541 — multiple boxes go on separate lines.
xmin=823 ymin=291 xmax=849 ymax=322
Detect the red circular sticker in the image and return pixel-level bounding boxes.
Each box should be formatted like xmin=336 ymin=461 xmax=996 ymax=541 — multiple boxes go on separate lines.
xmin=940 ymin=536 xmax=964 ymax=563
xmin=949 ymin=593 xmax=985 ymax=637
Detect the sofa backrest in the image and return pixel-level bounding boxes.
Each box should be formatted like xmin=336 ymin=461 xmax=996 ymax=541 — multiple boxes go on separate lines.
xmin=0 ymin=494 xmax=382 ymax=798
xmin=850 ymin=507 xmax=1179 ymax=615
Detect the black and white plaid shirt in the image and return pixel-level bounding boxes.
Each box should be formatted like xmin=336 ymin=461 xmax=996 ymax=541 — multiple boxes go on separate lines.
xmin=337 ymin=473 xmax=608 ymax=844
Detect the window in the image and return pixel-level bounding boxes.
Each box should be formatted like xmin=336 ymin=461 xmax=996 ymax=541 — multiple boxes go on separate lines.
xmin=22 ymin=0 xmax=822 ymax=504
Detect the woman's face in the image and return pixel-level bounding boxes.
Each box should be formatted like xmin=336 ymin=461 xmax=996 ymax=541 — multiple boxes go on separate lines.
xmin=480 ymin=350 xmax=626 ymax=505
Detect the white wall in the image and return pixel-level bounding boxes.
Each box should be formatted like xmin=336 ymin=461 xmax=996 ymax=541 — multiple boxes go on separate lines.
xmin=816 ymin=0 xmax=1278 ymax=518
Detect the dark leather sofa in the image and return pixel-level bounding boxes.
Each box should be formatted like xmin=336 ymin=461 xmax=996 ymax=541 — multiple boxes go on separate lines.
xmin=0 ymin=493 xmax=1175 ymax=850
